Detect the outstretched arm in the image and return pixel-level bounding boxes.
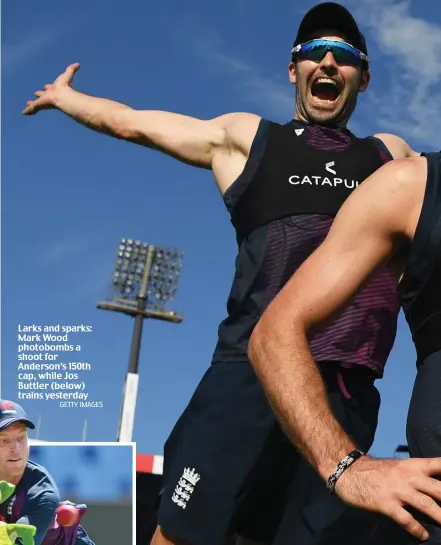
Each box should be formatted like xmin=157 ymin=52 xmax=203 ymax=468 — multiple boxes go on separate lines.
xmin=248 ymin=157 xmax=441 ymax=541
xmin=23 ymin=64 xmax=260 ymax=191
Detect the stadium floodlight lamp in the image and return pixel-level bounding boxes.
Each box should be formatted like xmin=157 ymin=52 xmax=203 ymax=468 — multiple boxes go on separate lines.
xmin=97 ymin=238 xmax=184 ymax=442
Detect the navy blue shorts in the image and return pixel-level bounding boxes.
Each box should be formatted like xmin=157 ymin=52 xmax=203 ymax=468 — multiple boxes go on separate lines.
xmin=157 ymin=360 xmax=380 ymax=545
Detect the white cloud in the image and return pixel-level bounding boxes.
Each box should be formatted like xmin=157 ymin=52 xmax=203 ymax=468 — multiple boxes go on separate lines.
xmin=37 ymin=236 xmax=96 ymax=268
xmin=67 ymin=259 xmax=115 ymax=302
xmin=2 ymin=12 xmax=91 ymax=71
xmin=347 ymin=0 xmax=441 ymax=147
xmin=172 ymin=0 xmax=441 ymax=144
xmin=2 ymin=29 xmax=65 ymax=71
xmin=170 ymin=14 xmax=294 ymax=120
xmin=35 ymin=234 xmax=115 ymax=302
xmin=198 ymin=41 xmax=294 ymax=119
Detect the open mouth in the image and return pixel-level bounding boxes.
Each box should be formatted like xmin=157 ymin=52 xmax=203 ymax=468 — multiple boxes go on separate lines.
xmin=311 ymin=78 xmax=341 ymax=103
xmin=7 ymin=458 xmax=21 ymax=463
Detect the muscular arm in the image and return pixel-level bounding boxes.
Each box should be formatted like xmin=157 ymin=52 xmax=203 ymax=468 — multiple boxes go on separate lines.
xmin=53 ymin=87 xmax=259 ymax=167
xmin=248 ymin=157 xmax=424 ymax=481
xmin=24 ymin=63 xmax=261 ymax=193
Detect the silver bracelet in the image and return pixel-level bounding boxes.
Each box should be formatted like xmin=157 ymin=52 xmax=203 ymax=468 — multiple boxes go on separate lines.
xmin=326 ymin=449 xmax=365 ymax=494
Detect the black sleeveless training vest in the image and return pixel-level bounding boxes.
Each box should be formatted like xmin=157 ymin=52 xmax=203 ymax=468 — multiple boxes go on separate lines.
xmin=230 ymin=120 xmax=387 ymax=243
xmin=213 ymin=119 xmax=398 ymax=373
xmin=399 ymin=152 xmax=441 ymax=364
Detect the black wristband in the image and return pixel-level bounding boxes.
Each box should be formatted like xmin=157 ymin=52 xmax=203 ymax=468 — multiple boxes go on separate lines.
xmin=326 ymin=449 xmax=365 ymax=494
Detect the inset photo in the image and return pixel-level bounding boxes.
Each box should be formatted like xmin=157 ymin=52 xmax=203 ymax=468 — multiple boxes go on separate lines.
xmin=0 ymin=400 xmax=134 ymax=545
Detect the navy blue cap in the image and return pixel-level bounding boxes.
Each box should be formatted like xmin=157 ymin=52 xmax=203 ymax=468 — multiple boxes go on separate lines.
xmin=0 ymin=400 xmax=35 ymax=431
xmin=293 ymin=2 xmax=368 ymax=56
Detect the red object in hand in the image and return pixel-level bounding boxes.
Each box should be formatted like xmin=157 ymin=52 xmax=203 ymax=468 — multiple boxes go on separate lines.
xmin=56 ymin=504 xmax=79 ymax=527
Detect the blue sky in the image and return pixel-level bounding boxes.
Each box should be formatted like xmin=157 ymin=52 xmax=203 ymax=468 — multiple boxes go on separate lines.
xmin=2 ymin=0 xmax=441 ymax=457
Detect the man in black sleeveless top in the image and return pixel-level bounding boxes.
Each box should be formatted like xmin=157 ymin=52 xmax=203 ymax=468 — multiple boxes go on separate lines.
xmin=249 ymin=152 xmax=441 ymax=543
xmin=24 ymin=3 xmax=425 ymax=545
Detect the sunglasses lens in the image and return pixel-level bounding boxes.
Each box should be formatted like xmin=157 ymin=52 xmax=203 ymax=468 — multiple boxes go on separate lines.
xmin=299 ymin=44 xmax=328 ymax=61
xmin=298 ymin=41 xmax=361 ymax=65
xmin=332 ymin=48 xmax=360 ymax=65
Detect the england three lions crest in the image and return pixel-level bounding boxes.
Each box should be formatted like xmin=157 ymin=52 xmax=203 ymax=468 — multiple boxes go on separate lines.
xmin=171 ymin=468 xmax=201 ymax=509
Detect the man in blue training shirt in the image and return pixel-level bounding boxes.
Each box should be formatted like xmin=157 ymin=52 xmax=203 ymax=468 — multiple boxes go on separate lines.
xmin=0 ymin=401 xmax=94 ymax=545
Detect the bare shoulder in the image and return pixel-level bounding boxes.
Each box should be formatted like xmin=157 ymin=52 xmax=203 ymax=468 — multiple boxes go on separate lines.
xmin=213 ymin=111 xmax=261 ymax=130
xmin=374 ymin=132 xmax=420 ymax=158
xmin=212 ymin=112 xmax=262 ymax=154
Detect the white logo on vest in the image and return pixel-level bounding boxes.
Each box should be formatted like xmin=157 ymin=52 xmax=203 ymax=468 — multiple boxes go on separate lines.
xmin=325 ymin=161 xmax=337 ymax=175
xmin=288 ymin=161 xmax=359 ymax=188
xmin=295 ymin=128 xmax=304 ymax=136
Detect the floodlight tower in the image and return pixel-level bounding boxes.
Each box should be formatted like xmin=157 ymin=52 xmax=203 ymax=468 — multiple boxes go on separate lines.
xmin=97 ymin=238 xmax=183 ymax=442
